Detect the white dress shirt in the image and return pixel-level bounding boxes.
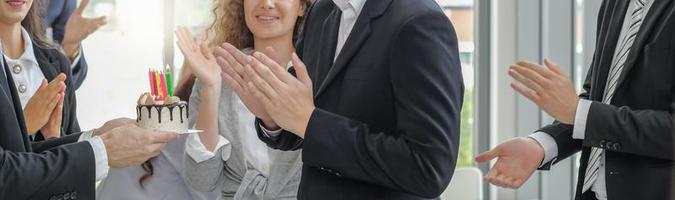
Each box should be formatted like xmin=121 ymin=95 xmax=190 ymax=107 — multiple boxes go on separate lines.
xmin=530 ymin=1 xmax=654 ymax=199
xmin=1 ymin=28 xmax=109 ymax=181
xmin=3 ymin=28 xmax=47 ymax=109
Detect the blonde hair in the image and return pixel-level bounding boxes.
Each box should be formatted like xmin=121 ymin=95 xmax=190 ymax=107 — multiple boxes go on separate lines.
xmin=208 ymin=0 xmax=313 ymax=49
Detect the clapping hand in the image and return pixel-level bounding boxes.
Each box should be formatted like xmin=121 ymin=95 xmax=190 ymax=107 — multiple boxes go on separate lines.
xmin=62 ymin=0 xmax=108 ymax=57
xmin=214 ymin=44 xmax=276 ymax=128
xmin=175 ymin=26 xmax=221 ymax=88
xmin=40 ymin=92 xmax=65 ymax=139
xmin=243 ymin=50 xmax=315 ymax=138
xmin=24 ymin=74 xmax=67 ymax=135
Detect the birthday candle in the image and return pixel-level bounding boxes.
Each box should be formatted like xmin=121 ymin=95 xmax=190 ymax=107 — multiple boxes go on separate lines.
xmin=148 ymin=69 xmax=157 ymax=97
xmin=165 ymin=65 xmax=173 ymax=96
xmin=159 ymin=70 xmax=168 ymax=99
xmin=155 ymin=69 xmax=164 ymax=100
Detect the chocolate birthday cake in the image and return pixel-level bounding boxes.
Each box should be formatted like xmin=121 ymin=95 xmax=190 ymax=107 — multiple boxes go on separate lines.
xmin=136 ymin=93 xmax=188 ymax=133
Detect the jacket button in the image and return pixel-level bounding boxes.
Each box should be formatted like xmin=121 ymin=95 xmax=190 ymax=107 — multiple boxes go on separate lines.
xmin=599 ymin=140 xmax=606 ymax=148
xmin=72 ymin=191 xmax=77 ymax=199
xmin=613 ymin=143 xmax=621 ymax=150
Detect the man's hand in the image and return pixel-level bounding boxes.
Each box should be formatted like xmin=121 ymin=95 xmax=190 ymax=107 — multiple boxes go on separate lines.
xmin=94 ymin=118 xmax=137 ymax=136
xmin=509 ymin=59 xmax=579 ymax=124
xmin=214 ymin=43 xmax=276 ymax=128
xmin=62 ymin=0 xmax=107 ymax=57
xmin=24 ymin=74 xmax=67 ymax=135
xmin=475 ymin=137 xmax=545 ymax=189
xmin=99 ymin=124 xmax=179 ymax=168
xmin=40 ymin=92 xmax=65 ymax=139
xmin=244 ymin=51 xmax=315 ymax=138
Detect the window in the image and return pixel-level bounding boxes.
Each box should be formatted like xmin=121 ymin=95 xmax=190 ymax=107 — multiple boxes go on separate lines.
xmin=438 ymin=0 xmax=476 ymax=168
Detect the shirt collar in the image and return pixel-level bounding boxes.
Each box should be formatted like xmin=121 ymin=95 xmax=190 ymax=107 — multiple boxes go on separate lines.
xmin=5 ymin=27 xmax=38 ymax=66
xmin=333 ymin=0 xmax=367 ymax=14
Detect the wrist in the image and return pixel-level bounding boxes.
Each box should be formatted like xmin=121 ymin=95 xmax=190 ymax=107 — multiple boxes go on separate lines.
xmin=261 ymin=119 xmax=280 ymax=130
xmin=62 ymin=43 xmax=80 ymax=58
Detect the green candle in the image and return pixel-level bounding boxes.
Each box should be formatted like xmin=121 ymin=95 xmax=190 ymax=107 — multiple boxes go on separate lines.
xmin=165 ymin=65 xmax=174 ymax=96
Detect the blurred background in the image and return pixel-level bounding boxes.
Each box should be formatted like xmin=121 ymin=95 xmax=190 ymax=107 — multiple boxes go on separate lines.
xmin=75 ymin=0 xmax=603 ymax=199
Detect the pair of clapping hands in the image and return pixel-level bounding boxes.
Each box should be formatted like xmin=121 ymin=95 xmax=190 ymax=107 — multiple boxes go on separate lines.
xmin=175 ymin=27 xmax=315 ymax=138
xmin=24 ymin=74 xmax=67 ymax=139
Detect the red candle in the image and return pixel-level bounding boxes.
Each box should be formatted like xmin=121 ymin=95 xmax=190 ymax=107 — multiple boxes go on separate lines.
xmin=148 ymin=69 xmax=157 ymax=97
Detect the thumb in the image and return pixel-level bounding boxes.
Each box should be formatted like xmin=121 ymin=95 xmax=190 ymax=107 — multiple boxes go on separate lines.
xmin=475 ymin=148 xmax=500 ymax=163
xmin=292 ymin=53 xmax=312 ymax=87
xmin=75 ymin=0 xmax=90 ymax=15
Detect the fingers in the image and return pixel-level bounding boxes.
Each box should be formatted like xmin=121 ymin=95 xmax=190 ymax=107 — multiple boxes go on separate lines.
xmin=149 ymin=131 xmax=179 ymax=143
xmin=199 ymin=42 xmax=215 ymax=60
xmin=262 ymin=46 xmax=280 ymax=64
xmin=246 ymin=81 xmax=274 ymax=108
xmin=252 ymin=51 xmax=292 ymax=83
xmin=249 ymin=55 xmax=287 ymax=89
xmin=46 ymin=93 xmax=63 ymax=113
xmin=508 ymin=67 xmax=543 ymax=93
xmin=475 ymin=148 xmax=499 ymax=163
xmin=510 ymin=64 xmax=548 ymax=88
xmin=75 ymin=0 xmax=90 ymax=15
xmin=292 ymin=53 xmax=312 ymax=87
xmin=544 ymin=58 xmax=564 ymax=75
xmin=245 ymin=64 xmax=280 ymax=99
xmin=515 ymin=61 xmax=553 ymax=78
xmin=222 ymin=43 xmax=252 ymax=67
xmin=510 ymin=82 xmax=540 ymax=103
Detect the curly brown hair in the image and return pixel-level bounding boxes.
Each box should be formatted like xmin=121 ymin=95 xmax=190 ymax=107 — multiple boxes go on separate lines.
xmin=208 ymin=0 xmax=313 ymax=49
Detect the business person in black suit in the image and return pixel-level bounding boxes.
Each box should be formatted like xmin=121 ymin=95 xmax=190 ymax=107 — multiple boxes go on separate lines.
xmin=476 ymin=0 xmax=675 ymax=199
xmin=45 ymin=0 xmax=107 ymax=90
xmin=214 ymin=0 xmax=464 ymax=199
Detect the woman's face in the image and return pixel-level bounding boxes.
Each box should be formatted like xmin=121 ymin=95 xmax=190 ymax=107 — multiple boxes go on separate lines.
xmin=0 ymin=0 xmax=32 ymax=25
xmin=244 ymin=0 xmax=304 ymax=41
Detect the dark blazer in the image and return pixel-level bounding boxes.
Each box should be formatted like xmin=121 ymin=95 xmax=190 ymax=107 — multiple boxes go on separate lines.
xmin=45 ymin=0 xmax=89 ymax=90
xmin=256 ymin=0 xmax=464 ymax=199
xmin=30 ymin=44 xmax=81 ymax=141
xmin=538 ymin=0 xmax=675 ymax=199
xmin=0 ymin=54 xmax=95 ymax=199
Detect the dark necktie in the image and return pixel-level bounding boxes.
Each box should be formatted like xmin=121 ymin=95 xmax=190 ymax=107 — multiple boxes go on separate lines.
xmin=314 ymin=5 xmax=342 ymax=91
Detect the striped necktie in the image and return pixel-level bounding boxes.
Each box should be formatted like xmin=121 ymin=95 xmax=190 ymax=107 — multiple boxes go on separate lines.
xmin=582 ymin=0 xmax=649 ymax=192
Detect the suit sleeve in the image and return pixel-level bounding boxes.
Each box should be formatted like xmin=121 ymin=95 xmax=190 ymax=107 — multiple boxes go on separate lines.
xmin=0 ymin=141 xmax=96 ymax=199
xmin=536 ymin=0 xmax=609 ymax=168
xmin=536 ymin=66 xmax=591 ymax=168
xmin=299 ymin=11 xmax=464 ymax=198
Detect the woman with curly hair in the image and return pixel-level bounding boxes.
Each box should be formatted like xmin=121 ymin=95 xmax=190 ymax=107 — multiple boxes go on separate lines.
xmin=176 ymin=0 xmax=312 ymax=199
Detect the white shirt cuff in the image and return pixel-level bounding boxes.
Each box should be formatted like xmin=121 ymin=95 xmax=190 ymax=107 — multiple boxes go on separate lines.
xmin=259 ymin=124 xmax=282 ymax=137
xmin=78 ymin=130 xmax=109 ymax=181
xmin=185 ymin=133 xmax=230 ymax=163
xmin=573 ymin=99 xmax=592 ymax=139
xmin=529 ymin=132 xmax=559 ymax=167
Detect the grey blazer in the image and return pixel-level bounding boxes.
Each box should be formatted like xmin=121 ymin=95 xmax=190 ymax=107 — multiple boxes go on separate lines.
xmin=184 ymin=80 xmax=303 ymax=200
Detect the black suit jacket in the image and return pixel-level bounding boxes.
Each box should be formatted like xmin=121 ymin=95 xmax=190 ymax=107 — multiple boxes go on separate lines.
xmin=0 ymin=52 xmax=95 ymax=199
xmin=538 ymin=0 xmax=675 ymax=199
xmin=256 ymin=0 xmax=464 ymax=199
xmin=31 ymin=44 xmax=81 ymax=141
xmin=45 ymin=0 xmax=89 ymax=90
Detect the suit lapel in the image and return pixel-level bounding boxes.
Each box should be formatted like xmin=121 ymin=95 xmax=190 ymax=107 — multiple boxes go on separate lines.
xmin=1 ymin=56 xmax=30 ymax=149
xmin=315 ymin=0 xmax=393 ymax=98
xmin=33 ymin=45 xmax=59 ymax=80
xmin=614 ymin=0 xmax=672 ymax=92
